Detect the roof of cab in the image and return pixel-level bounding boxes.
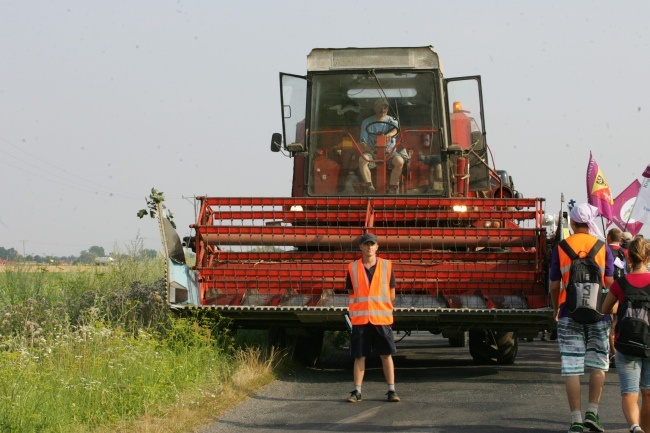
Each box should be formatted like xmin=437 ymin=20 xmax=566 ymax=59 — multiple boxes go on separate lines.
xmin=307 ymin=46 xmax=441 ymax=72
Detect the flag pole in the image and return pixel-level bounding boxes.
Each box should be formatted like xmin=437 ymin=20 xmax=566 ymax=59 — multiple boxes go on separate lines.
xmin=622 ymin=214 xmax=631 ymax=233
xmin=555 ymin=193 xmax=565 ymax=242
xmin=623 ymin=190 xmax=640 ymax=233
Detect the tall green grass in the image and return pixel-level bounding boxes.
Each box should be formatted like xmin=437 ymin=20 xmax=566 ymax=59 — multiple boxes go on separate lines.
xmin=0 ymin=321 xmax=233 ymax=432
xmin=0 ymin=239 xmax=262 ymax=433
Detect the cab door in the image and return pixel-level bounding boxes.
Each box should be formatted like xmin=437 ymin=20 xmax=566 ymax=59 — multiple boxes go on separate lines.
xmin=279 ymin=73 xmax=307 ymax=151
xmin=444 ymin=76 xmax=490 ymax=192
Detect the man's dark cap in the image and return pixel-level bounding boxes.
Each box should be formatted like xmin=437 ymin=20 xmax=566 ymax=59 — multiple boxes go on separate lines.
xmin=359 ymin=233 xmax=378 ymax=245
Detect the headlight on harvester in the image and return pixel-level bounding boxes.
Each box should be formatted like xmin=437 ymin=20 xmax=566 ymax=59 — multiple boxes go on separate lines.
xmin=452 ymin=205 xmax=467 ymax=212
xmin=484 ymin=220 xmax=501 ymax=228
xmin=289 ymin=205 xmax=304 ymax=212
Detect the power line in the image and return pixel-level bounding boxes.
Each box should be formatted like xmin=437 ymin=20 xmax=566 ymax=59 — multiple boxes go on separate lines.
xmin=0 ymin=156 xmax=140 ymax=199
xmin=0 ymin=136 xmax=142 ymax=199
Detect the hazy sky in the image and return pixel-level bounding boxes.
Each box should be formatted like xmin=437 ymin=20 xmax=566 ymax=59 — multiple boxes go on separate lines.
xmin=1 ymin=1 xmax=649 ymax=257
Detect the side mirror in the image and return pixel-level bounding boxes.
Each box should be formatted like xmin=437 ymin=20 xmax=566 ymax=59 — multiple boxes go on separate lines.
xmin=270 ymin=133 xmax=282 ymax=152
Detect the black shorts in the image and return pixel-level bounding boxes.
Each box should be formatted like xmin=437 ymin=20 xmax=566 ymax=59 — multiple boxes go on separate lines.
xmin=350 ymin=324 xmax=397 ymax=359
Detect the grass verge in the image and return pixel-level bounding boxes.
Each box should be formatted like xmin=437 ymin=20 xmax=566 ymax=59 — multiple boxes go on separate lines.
xmin=0 ymin=247 xmax=284 ymax=433
xmin=90 ymin=347 xmax=282 ymax=433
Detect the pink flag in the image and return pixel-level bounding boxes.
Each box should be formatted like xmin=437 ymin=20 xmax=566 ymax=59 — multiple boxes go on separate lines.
xmin=630 ymin=163 xmax=650 ymax=227
xmin=586 ymin=152 xmax=614 ymax=220
xmin=611 ymin=179 xmax=643 ymax=236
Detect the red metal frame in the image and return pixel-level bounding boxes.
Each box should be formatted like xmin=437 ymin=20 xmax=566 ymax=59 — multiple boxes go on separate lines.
xmin=189 ymin=196 xmax=547 ymax=310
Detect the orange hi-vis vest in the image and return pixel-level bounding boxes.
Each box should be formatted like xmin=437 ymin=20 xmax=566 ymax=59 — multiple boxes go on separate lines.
xmin=348 ymin=258 xmax=393 ymax=325
xmin=557 ymin=232 xmax=607 ymax=307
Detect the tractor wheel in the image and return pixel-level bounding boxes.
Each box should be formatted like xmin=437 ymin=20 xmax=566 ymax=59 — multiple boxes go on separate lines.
xmin=469 ymin=330 xmax=518 ymax=365
xmin=448 ymin=331 xmax=468 ymax=347
xmin=294 ymin=329 xmax=324 ymax=367
xmin=267 ymin=327 xmax=289 ymax=351
xmin=267 ymin=327 xmax=324 ymax=366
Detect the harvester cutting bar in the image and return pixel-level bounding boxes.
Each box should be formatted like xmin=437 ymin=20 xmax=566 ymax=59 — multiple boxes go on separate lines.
xmin=208 ymin=250 xmax=537 ymax=263
xmin=208 ymin=210 xmax=537 ymax=223
xmin=195 ymin=198 xmax=543 ymax=226
xmin=190 ymin=196 xmax=547 ymax=311
xmin=198 ymin=196 xmax=541 ymax=209
xmin=200 ymin=280 xmax=537 ymax=292
xmin=193 ymin=197 xmax=544 ymax=248
xmin=200 ymin=262 xmax=537 ymax=275
xmin=199 ymin=268 xmax=536 ymax=281
xmin=198 ymin=227 xmax=540 ymax=248
xmin=199 ymin=261 xmax=538 ymax=290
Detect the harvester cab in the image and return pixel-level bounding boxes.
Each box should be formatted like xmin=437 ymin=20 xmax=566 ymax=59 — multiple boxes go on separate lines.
xmin=160 ymin=46 xmax=552 ymax=366
xmin=271 ymin=47 xmax=499 ymax=198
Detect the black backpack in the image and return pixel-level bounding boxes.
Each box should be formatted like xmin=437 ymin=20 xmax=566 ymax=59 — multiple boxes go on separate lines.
xmin=611 ymin=246 xmax=628 ymax=281
xmin=559 ymin=239 xmax=606 ymax=324
xmin=615 ymin=278 xmax=650 ymax=358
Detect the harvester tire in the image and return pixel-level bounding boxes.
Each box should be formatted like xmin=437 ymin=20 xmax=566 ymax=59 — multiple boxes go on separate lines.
xmin=469 ymin=330 xmax=518 ymax=365
xmin=294 ymin=330 xmax=324 ymax=367
xmin=267 ymin=327 xmax=324 ymax=366
xmin=448 ymin=331 xmax=468 ymax=347
xmin=267 ymin=327 xmax=289 ymax=351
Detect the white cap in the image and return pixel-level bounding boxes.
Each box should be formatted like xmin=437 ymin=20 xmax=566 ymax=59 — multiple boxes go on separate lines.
xmin=570 ymin=203 xmax=603 ymax=238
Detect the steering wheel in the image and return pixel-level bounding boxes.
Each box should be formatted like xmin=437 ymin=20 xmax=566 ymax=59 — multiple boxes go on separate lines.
xmin=365 ymin=121 xmax=400 ymax=138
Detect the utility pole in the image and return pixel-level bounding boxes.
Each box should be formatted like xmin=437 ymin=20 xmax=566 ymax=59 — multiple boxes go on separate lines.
xmin=19 ymin=240 xmax=26 ymax=260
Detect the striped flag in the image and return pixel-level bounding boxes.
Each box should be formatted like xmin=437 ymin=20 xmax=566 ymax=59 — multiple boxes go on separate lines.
xmin=586 ymin=152 xmax=614 ymax=220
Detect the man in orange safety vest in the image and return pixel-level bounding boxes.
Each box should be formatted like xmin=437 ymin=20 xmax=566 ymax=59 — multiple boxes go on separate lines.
xmin=345 ymin=232 xmax=400 ymax=403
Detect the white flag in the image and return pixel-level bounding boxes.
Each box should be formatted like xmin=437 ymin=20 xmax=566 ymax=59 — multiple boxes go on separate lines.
xmin=630 ymin=164 xmax=650 ymax=226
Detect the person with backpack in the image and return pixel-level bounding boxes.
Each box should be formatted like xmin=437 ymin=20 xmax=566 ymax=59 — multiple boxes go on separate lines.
xmin=607 ymin=228 xmax=630 ymax=367
xmin=602 ymin=238 xmax=650 ymax=433
xmin=550 ymin=203 xmax=615 ymax=433
xmin=608 ymin=228 xmax=630 ymax=280
xmin=622 ymin=231 xmax=635 ymax=250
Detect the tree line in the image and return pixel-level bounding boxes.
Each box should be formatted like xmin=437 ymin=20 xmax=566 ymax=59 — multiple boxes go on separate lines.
xmin=0 ymin=245 xmax=157 ymax=264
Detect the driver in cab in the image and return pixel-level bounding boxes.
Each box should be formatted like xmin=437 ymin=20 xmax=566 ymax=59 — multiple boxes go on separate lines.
xmin=359 ymin=99 xmax=405 ymax=194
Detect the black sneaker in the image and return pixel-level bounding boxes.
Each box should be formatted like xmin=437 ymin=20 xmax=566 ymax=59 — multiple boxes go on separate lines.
xmin=584 ymin=412 xmax=604 ymax=432
xmin=346 ymin=390 xmax=362 ymax=403
xmin=386 ymin=390 xmax=400 ymax=402
xmin=568 ymin=422 xmax=584 ymax=433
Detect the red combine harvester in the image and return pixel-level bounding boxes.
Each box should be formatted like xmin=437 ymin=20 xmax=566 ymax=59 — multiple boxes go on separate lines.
xmin=159 ymin=46 xmax=553 ymax=365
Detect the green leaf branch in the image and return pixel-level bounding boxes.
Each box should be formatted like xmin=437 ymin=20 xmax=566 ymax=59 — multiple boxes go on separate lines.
xmin=137 ymin=187 xmax=176 ymax=229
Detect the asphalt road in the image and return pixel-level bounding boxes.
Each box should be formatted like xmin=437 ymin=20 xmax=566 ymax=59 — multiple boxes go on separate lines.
xmin=199 ymin=332 xmax=634 ymax=433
